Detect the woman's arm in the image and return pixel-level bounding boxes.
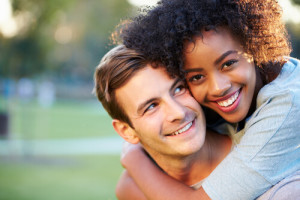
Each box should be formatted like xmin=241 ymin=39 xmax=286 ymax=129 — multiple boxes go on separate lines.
xmin=121 ymin=143 xmax=211 ymax=200
xmin=115 ymin=170 xmax=147 ymax=200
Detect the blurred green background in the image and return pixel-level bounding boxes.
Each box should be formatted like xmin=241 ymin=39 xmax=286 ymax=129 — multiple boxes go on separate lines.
xmin=0 ymin=0 xmax=299 ymax=199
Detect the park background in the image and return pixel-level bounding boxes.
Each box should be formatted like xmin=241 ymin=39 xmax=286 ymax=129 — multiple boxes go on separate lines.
xmin=0 ymin=0 xmax=299 ymax=199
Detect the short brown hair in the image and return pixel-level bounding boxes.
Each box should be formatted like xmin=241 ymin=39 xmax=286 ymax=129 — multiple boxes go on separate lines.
xmin=93 ymin=45 xmax=149 ymax=127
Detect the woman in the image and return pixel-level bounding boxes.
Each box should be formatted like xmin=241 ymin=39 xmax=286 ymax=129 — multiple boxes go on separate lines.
xmin=118 ymin=0 xmax=300 ymax=199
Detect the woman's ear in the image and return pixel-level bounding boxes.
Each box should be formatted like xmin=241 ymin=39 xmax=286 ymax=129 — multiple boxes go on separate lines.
xmin=112 ymin=119 xmax=140 ymax=144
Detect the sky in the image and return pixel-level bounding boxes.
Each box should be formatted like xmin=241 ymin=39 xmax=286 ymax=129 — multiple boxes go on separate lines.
xmin=0 ymin=0 xmax=299 ymax=38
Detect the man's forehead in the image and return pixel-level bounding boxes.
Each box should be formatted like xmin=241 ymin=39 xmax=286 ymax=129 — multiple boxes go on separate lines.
xmin=115 ymin=67 xmax=179 ymax=115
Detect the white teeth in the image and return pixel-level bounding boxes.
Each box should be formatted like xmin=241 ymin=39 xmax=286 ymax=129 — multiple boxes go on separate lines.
xmin=172 ymin=121 xmax=193 ymax=136
xmin=217 ymin=91 xmax=239 ymax=107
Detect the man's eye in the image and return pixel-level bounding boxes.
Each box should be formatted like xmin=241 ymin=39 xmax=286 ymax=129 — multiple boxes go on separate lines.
xmin=174 ymin=85 xmax=183 ymax=93
xmin=174 ymin=85 xmax=186 ymax=95
xmin=144 ymin=103 xmax=157 ymax=113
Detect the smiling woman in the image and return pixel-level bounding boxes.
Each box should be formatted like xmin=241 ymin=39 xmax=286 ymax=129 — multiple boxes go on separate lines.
xmin=183 ymin=28 xmax=258 ymax=124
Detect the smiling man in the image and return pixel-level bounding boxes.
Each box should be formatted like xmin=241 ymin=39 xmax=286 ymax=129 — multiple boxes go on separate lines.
xmin=93 ymin=44 xmax=232 ymax=199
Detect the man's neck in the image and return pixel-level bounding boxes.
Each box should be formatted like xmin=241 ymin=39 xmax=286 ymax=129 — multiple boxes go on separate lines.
xmin=147 ymin=130 xmax=231 ymax=186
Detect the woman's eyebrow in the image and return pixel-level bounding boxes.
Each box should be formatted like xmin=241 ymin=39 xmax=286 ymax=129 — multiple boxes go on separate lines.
xmin=214 ymin=50 xmax=238 ymax=65
xmin=184 ymin=68 xmax=203 ymax=73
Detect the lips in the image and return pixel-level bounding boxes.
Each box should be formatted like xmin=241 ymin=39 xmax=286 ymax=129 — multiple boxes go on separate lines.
xmin=214 ymin=89 xmax=241 ymax=113
xmin=166 ymin=120 xmax=193 ymax=136
xmin=217 ymin=90 xmax=239 ymax=107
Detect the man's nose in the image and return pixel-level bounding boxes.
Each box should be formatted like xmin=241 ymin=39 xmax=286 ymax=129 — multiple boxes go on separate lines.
xmin=165 ymin=98 xmax=186 ymax=123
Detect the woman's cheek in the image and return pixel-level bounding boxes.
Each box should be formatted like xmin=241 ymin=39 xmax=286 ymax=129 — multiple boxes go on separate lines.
xmin=190 ymin=87 xmax=204 ymax=104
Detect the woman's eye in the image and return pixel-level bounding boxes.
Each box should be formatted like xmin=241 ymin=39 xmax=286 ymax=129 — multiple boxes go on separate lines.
xmin=222 ymin=60 xmax=238 ymax=69
xmin=188 ymin=74 xmax=204 ymax=84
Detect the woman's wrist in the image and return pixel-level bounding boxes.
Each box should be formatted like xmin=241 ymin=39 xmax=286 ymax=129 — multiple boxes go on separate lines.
xmin=121 ymin=142 xmax=146 ymax=170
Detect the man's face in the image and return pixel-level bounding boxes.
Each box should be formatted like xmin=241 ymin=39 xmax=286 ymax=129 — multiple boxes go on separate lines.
xmin=115 ymin=66 xmax=206 ymax=158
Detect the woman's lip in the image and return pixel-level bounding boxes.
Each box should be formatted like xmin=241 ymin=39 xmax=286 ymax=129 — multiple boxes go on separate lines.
xmin=214 ymin=89 xmax=241 ymax=113
xmin=212 ymin=89 xmax=241 ymax=102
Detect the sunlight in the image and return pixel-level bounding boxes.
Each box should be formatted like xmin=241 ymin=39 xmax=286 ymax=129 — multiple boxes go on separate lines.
xmin=127 ymin=0 xmax=159 ymax=7
xmin=278 ymin=0 xmax=300 ymax=23
xmin=0 ymin=0 xmax=18 ymax=37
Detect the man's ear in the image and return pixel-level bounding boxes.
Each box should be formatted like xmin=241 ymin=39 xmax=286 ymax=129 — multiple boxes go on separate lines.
xmin=112 ymin=119 xmax=140 ymax=144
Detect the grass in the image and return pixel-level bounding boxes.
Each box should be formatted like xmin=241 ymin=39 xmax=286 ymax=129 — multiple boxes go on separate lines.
xmin=6 ymin=98 xmax=116 ymax=139
xmin=0 ymin=155 xmax=123 ymax=200
xmin=0 ymin=97 xmax=123 ymax=200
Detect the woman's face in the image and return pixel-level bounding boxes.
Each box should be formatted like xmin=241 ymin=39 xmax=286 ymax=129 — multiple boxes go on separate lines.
xmin=184 ymin=28 xmax=258 ymax=123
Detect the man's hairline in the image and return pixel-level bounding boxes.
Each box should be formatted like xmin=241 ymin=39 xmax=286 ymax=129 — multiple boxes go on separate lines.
xmin=113 ymin=64 xmax=181 ymax=128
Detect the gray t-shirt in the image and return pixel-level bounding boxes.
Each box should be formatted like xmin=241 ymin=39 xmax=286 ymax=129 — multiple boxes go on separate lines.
xmin=202 ymin=57 xmax=300 ymax=200
xmin=257 ymin=170 xmax=300 ymax=200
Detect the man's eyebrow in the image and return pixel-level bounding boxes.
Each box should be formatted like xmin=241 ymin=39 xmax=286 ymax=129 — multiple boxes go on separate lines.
xmin=137 ymin=97 xmax=157 ymax=114
xmin=214 ymin=50 xmax=238 ymax=65
xmin=136 ymin=78 xmax=182 ymax=114
xmin=170 ymin=78 xmax=183 ymax=91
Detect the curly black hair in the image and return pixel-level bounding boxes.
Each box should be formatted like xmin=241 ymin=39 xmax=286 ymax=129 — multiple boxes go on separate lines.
xmin=119 ymin=0 xmax=291 ymax=80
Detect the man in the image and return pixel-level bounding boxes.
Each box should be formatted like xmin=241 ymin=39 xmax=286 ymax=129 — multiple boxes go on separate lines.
xmin=93 ymin=44 xmax=232 ymax=199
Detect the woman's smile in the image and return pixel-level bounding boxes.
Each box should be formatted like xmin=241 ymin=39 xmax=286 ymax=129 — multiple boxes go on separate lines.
xmin=184 ymin=28 xmax=258 ymax=123
xmin=214 ymin=89 xmax=241 ymax=113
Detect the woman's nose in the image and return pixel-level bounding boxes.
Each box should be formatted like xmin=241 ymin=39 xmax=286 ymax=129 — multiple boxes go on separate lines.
xmin=209 ymin=72 xmax=231 ymax=97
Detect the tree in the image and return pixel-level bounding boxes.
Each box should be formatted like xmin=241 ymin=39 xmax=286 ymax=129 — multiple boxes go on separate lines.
xmin=291 ymin=0 xmax=300 ymax=5
xmin=288 ymin=0 xmax=300 ymax=59
xmin=0 ymin=0 xmax=133 ymax=80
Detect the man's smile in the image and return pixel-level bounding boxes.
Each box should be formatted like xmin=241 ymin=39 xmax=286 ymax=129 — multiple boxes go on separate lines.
xmin=166 ymin=120 xmax=194 ymax=136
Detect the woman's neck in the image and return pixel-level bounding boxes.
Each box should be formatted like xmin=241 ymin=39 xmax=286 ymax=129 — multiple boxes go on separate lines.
xmin=245 ymin=65 xmax=265 ymax=121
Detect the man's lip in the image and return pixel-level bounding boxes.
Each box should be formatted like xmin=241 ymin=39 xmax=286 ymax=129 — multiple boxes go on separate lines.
xmin=211 ymin=89 xmax=241 ymax=102
xmin=165 ymin=119 xmax=195 ymax=136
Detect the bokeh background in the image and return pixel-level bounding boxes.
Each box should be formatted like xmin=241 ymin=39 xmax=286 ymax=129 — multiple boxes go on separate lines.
xmin=0 ymin=0 xmax=299 ymax=199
